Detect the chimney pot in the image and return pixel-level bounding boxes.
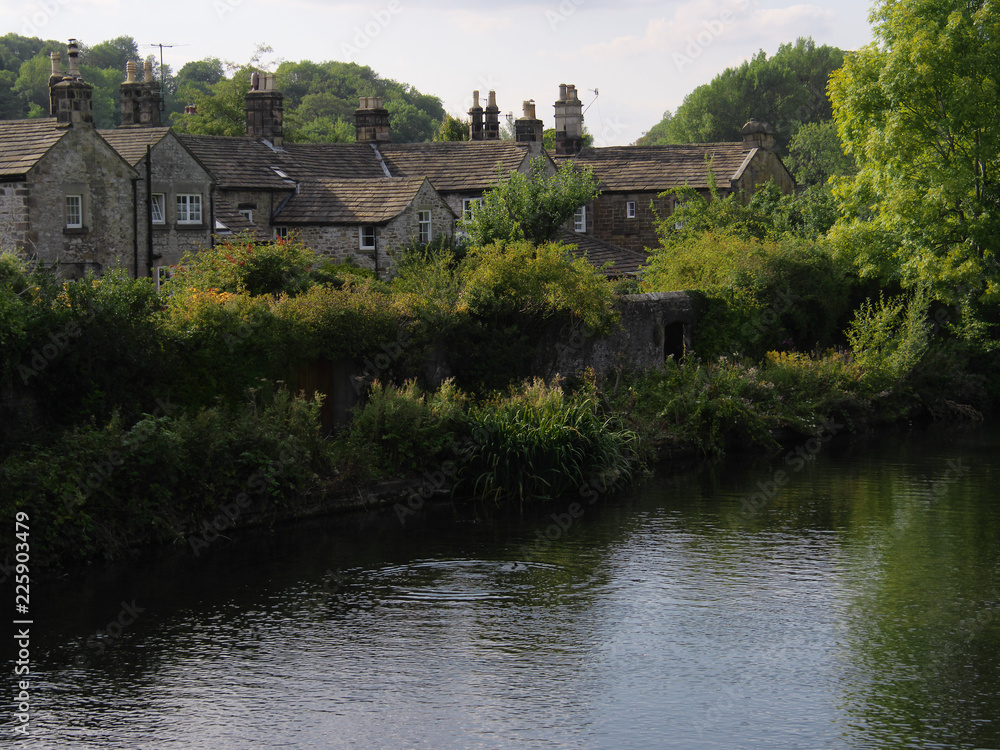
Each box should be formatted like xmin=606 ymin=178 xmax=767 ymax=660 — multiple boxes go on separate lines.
xmin=66 ymin=39 xmax=80 ymax=78
xmin=144 ymin=59 xmax=153 ymax=83
xmin=126 ymin=61 xmax=136 ymax=83
xmin=484 ymin=90 xmax=500 ymax=140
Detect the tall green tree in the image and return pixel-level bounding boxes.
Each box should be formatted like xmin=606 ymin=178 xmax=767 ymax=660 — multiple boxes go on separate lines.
xmin=829 ymin=0 xmax=1000 ymax=314
xmin=637 ymin=38 xmax=845 ymax=153
xmin=459 ymin=158 xmax=601 ymax=246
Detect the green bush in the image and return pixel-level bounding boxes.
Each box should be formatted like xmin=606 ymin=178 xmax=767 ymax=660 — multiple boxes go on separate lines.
xmin=0 ymin=388 xmax=332 ymax=570
xmin=461 ymin=378 xmax=640 ymax=505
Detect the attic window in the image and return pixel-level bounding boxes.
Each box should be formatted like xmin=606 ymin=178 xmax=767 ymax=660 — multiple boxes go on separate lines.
xmin=65 ymin=195 xmax=83 ymax=229
xmin=271 ymin=167 xmax=292 ymax=180
xmin=418 ymin=210 xmax=431 ymax=243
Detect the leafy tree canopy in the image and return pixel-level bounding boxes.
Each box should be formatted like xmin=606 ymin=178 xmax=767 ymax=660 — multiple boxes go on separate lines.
xmin=829 ymin=0 xmax=1000 ymax=318
xmin=636 ymin=37 xmax=845 ymax=153
xmin=459 ymin=157 xmax=601 ymax=246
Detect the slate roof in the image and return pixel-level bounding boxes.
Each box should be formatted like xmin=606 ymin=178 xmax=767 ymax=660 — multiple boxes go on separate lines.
xmin=98 ymin=127 xmax=172 ymax=166
xmin=214 ymin=198 xmax=265 ymax=239
xmin=281 ymin=143 xmax=388 ymax=180
xmin=0 ymin=119 xmax=69 ymax=178
xmin=559 ymin=231 xmax=649 ymax=277
xmin=275 ymin=177 xmax=434 ymax=224
xmin=178 ymin=135 xmax=297 ymax=190
xmin=378 ymin=141 xmax=535 ymax=192
xmin=565 ymin=143 xmax=755 ymax=191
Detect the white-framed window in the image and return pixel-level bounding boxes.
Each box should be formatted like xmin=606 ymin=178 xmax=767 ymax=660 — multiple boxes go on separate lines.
xmin=155 ymin=266 xmax=172 ymax=291
xmin=176 ymin=194 xmax=202 ymax=224
xmin=272 ymin=226 xmax=288 ymax=240
xmin=626 ymin=201 xmax=637 ymax=219
xmin=151 ymin=193 xmax=165 ymax=224
xmin=239 ymin=208 xmax=253 ymax=223
xmin=574 ymin=205 xmax=587 ymax=233
xmin=418 ymin=210 xmax=431 ymax=243
xmin=462 ymin=198 xmax=482 ymax=219
xmin=672 ymin=198 xmax=685 ymax=230
xmin=359 ymin=225 xmax=376 ymax=250
xmin=65 ymin=195 xmax=83 ymax=228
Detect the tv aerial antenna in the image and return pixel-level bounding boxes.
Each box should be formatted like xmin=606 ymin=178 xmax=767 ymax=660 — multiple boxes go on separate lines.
xmin=143 ymin=43 xmax=189 ymax=85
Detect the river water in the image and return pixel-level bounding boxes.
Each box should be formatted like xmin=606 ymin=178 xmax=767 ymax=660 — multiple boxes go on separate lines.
xmin=10 ymin=423 xmax=1000 ymax=749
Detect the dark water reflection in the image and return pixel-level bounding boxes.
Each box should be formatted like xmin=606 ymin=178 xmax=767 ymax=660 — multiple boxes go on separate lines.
xmin=8 ymin=424 xmax=1000 ymax=749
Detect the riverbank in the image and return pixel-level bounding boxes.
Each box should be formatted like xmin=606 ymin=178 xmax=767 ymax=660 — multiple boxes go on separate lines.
xmin=3 ymin=347 xmax=989 ymax=580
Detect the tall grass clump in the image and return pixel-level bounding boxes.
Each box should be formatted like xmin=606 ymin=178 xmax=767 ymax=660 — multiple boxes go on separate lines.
xmin=461 ymin=378 xmax=640 ymax=506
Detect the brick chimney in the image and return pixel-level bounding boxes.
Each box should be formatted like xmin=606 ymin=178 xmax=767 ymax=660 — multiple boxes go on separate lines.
xmin=119 ymin=59 xmax=163 ymax=127
xmin=554 ymin=83 xmax=584 ymax=156
xmin=50 ymin=40 xmax=94 ymax=128
xmin=514 ymin=100 xmax=543 ymax=143
xmin=484 ymin=90 xmax=500 ymax=141
xmin=468 ymin=90 xmax=484 ymax=141
xmin=355 ymin=96 xmax=391 ymax=143
xmin=245 ymin=72 xmax=284 ymax=146
xmin=741 ymin=119 xmax=776 ymax=151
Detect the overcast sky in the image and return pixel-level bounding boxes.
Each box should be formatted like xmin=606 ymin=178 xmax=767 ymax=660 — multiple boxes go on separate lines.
xmin=9 ymin=0 xmax=876 ymax=144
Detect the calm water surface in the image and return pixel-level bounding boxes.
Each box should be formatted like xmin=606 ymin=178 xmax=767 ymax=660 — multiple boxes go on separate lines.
xmin=9 ymin=424 xmax=1000 ymax=749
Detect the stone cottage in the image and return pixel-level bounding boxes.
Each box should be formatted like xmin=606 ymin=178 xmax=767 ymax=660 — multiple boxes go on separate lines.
xmin=0 ymin=42 xmax=138 ymax=278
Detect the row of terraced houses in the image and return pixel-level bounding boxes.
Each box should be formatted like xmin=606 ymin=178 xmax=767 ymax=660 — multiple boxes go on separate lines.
xmin=0 ymin=39 xmax=795 ymax=284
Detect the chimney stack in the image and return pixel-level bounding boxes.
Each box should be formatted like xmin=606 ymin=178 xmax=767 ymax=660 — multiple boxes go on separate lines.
xmin=741 ymin=119 xmax=776 ymax=151
xmin=119 ymin=59 xmax=163 ymax=127
xmin=48 ymin=51 xmax=63 ymax=116
xmin=245 ymin=72 xmax=284 ymax=146
xmin=484 ymin=90 xmax=500 ymax=140
xmin=355 ymin=96 xmax=391 ymax=143
xmin=50 ymin=40 xmax=93 ymax=128
xmin=514 ymin=100 xmax=543 ymax=143
xmin=554 ymin=83 xmax=584 ymax=156
xmin=468 ymin=90 xmax=484 ymax=141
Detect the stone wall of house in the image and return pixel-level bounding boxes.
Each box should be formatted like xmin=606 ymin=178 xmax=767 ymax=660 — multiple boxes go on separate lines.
xmin=732 ymin=149 xmax=795 ymax=195
xmin=589 ymin=192 xmax=672 ymax=252
xmin=0 ymin=183 xmax=30 ymax=253
xmin=218 ymin=188 xmax=292 ymax=236
xmin=27 ymin=127 xmax=136 ymax=278
xmin=140 ymin=136 xmax=215 ymax=276
xmin=292 ymin=181 xmax=455 ymax=276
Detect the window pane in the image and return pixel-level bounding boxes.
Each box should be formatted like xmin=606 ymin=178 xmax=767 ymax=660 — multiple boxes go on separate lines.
xmin=66 ymin=195 xmax=82 ymax=227
xmin=151 ymin=194 xmax=164 ymax=223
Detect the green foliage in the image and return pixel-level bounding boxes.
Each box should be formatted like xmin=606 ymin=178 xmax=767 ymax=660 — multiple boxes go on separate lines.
xmin=829 ymin=0 xmax=1000 ymax=330
xmin=785 ymin=120 xmax=856 ymax=186
xmin=0 ymin=388 xmax=333 ymax=569
xmin=846 ymin=291 xmax=932 ymax=395
xmin=167 ymin=235 xmax=316 ymax=297
xmin=463 ymin=378 xmax=640 ymax=505
xmin=644 ymin=230 xmax=851 ymax=357
xmin=637 ymin=38 xmax=845 ymax=152
xmin=460 ymin=157 xmax=601 ymax=246
xmin=338 ymin=379 xmax=467 ymax=478
xmin=436 ymin=114 xmax=470 ymax=142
